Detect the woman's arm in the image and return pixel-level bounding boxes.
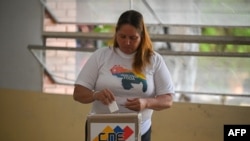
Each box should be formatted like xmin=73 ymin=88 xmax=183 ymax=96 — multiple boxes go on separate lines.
xmin=144 ymin=94 xmax=173 ymax=110
xmin=73 ymin=84 xmax=95 ymax=104
xmin=125 ymin=94 xmax=173 ymax=111
xmin=73 ymin=84 xmax=116 ymax=105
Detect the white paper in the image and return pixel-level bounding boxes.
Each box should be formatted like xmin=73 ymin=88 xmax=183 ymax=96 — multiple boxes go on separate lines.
xmin=108 ymin=101 xmax=119 ymax=113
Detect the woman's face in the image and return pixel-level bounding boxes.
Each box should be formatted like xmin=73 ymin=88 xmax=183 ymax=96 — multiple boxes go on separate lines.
xmin=116 ymin=24 xmax=141 ymax=54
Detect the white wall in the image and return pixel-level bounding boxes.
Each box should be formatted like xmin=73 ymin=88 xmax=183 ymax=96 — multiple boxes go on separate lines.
xmin=0 ymin=0 xmax=43 ymax=91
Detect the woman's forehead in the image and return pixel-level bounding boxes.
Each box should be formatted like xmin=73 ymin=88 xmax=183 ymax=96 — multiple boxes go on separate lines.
xmin=117 ymin=24 xmax=141 ymax=35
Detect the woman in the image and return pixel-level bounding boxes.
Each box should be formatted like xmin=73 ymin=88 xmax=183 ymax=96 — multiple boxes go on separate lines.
xmin=73 ymin=10 xmax=175 ymax=141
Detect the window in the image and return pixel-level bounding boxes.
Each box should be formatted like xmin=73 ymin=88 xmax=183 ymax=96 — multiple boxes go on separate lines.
xmin=28 ymin=0 xmax=250 ymax=106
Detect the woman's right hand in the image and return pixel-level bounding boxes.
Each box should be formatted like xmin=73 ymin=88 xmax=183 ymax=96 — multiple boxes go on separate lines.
xmin=93 ymin=89 xmax=115 ymax=105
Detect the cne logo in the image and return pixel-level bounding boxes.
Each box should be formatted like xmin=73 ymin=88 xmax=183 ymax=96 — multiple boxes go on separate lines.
xmin=93 ymin=125 xmax=134 ymax=141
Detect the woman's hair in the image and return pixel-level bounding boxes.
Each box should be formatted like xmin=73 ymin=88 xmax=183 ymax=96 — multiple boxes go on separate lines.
xmin=113 ymin=10 xmax=154 ymax=73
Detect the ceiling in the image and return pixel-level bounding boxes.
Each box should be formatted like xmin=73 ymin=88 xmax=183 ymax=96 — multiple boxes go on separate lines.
xmin=42 ymin=0 xmax=250 ymax=27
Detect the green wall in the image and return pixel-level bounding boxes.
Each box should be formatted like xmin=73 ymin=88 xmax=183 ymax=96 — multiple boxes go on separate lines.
xmin=0 ymin=88 xmax=249 ymax=141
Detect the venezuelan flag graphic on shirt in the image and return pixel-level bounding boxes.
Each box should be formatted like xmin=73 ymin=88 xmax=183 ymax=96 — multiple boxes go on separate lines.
xmin=110 ymin=65 xmax=147 ymax=92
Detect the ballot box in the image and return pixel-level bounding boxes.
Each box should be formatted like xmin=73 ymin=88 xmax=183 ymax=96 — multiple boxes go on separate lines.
xmin=86 ymin=113 xmax=141 ymax=141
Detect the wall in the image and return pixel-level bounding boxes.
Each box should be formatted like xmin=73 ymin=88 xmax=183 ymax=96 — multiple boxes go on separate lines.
xmin=0 ymin=88 xmax=249 ymax=141
xmin=0 ymin=0 xmax=43 ymax=91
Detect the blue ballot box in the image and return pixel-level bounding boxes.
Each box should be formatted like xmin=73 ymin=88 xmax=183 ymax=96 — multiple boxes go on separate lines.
xmin=86 ymin=113 xmax=141 ymax=141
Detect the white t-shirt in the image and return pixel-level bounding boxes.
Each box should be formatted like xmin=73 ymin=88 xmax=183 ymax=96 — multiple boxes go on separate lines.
xmin=75 ymin=47 xmax=175 ymax=134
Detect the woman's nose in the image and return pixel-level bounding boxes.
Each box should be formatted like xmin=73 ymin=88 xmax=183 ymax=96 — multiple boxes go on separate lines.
xmin=126 ymin=39 xmax=131 ymax=45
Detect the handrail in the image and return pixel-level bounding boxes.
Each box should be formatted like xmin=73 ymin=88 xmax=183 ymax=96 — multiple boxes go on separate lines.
xmin=42 ymin=32 xmax=250 ymax=45
xmin=28 ymin=45 xmax=250 ymax=57
xmin=28 ymin=45 xmax=250 ymax=97
xmin=176 ymin=91 xmax=250 ymax=97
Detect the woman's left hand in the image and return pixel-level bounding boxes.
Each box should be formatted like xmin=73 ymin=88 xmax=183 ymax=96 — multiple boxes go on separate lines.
xmin=124 ymin=98 xmax=147 ymax=111
xmin=124 ymin=94 xmax=173 ymax=111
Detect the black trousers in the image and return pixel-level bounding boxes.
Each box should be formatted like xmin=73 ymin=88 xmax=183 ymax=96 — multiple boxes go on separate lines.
xmin=85 ymin=120 xmax=151 ymax=141
xmin=141 ymin=127 xmax=152 ymax=141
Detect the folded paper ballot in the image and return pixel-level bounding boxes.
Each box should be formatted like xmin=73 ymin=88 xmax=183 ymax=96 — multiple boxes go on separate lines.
xmin=108 ymin=100 xmax=119 ymax=113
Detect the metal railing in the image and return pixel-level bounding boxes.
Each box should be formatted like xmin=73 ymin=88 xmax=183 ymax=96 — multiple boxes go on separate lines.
xmin=43 ymin=31 xmax=250 ymax=45
xmin=28 ymin=45 xmax=250 ymax=98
